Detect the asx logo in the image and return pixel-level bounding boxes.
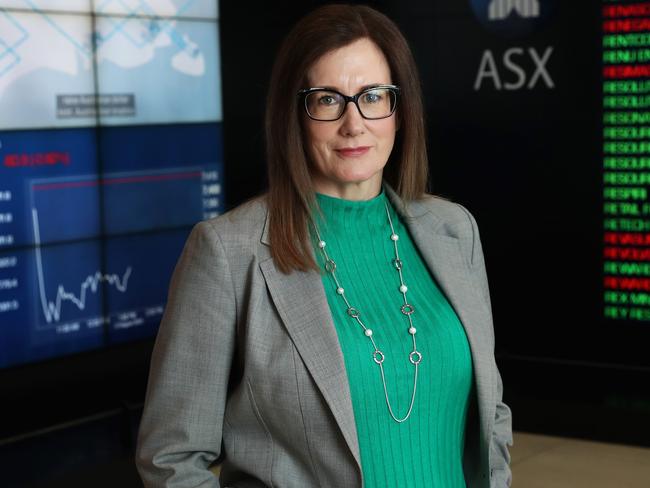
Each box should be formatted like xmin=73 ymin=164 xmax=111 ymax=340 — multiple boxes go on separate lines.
xmin=473 ymin=46 xmax=553 ymax=90
xmin=488 ymin=0 xmax=540 ymax=21
xmin=470 ymin=0 xmax=555 ymax=91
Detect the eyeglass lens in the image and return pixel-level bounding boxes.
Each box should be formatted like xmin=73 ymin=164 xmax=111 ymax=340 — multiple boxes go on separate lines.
xmin=305 ymin=88 xmax=397 ymax=121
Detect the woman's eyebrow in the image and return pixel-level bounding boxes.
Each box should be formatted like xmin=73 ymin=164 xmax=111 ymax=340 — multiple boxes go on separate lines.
xmin=359 ymin=83 xmax=383 ymax=90
xmin=311 ymin=83 xmax=384 ymax=92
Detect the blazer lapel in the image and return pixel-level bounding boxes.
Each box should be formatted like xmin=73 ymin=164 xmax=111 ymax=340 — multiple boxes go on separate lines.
xmin=258 ymin=218 xmax=362 ymax=470
xmin=384 ymin=184 xmax=494 ymax=452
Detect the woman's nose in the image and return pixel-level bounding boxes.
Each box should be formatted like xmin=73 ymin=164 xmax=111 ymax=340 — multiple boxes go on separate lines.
xmin=338 ymin=101 xmax=365 ymax=136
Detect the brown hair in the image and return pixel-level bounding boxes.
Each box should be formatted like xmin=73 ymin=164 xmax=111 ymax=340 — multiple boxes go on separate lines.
xmin=265 ymin=4 xmax=429 ymax=274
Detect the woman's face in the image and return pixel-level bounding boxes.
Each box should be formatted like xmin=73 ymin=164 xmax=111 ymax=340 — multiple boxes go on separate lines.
xmin=304 ymin=38 xmax=397 ymax=200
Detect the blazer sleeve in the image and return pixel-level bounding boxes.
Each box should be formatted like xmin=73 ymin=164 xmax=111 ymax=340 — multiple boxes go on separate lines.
xmin=136 ymin=221 xmax=236 ymax=488
xmin=459 ymin=204 xmax=514 ymax=488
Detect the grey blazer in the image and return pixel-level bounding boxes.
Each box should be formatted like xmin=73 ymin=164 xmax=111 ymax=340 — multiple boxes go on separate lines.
xmin=136 ymin=184 xmax=513 ymax=488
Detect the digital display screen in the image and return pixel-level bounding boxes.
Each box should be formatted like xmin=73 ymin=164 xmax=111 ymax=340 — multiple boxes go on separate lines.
xmin=0 ymin=0 xmax=223 ymax=368
xmin=602 ymin=2 xmax=650 ymax=321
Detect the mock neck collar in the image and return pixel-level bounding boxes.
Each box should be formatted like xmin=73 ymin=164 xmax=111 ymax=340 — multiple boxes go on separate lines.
xmin=315 ymin=188 xmax=386 ymax=210
xmin=312 ymin=188 xmax=392 ymax=235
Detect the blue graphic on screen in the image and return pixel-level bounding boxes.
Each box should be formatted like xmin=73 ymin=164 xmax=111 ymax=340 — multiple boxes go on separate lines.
xmin=0 ymin=3 xmax=221 ymax=130
xmin=95 ymin=18 xmax=222 ymax=125
xmin=0 ymin=1 xmax=224 ymax=369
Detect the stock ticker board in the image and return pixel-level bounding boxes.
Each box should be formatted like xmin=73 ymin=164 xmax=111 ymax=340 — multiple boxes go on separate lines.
xmin=0 ymin=1 xmax=223 ymax=368
xmin=602 ymin=2 xmax=650 ymax=322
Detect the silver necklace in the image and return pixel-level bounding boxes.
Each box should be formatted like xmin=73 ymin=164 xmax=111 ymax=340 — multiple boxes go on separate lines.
xmin=313 ymin=200 xmax=422 ymax=423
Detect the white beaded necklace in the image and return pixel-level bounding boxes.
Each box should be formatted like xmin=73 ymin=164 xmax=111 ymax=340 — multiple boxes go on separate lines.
xmin=313 ymin=199 xmax=422 ymax=423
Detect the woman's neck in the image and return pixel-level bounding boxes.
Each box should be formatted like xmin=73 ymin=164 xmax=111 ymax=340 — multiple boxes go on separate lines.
xmin=311 ymin=174 xmax=383 ymax=201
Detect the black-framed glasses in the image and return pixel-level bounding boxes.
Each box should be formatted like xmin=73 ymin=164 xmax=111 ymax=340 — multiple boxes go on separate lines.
xmin=298 ymin=84 xmax=400 ymax=121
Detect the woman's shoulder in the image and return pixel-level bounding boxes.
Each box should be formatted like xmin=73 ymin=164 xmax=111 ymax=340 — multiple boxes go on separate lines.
xmin=407 ymin=192 xmax=478 ymax=231
xmin=406 ymin=193 xmax=485 ymax=267
xmin=192 ymin=194 xmax=269 ymax=253
xmin=208 ymin=194 xmax=267 ymax=229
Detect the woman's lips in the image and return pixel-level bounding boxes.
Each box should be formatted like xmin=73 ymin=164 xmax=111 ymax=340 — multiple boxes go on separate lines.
xmin=335 ymin=146 xmax=371 ymax=157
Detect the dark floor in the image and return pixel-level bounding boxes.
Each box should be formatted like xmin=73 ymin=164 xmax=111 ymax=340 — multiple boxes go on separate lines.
xmin=0 ymin=408 xmax=142 ymax=488
xmin=30 ymin=454 xmax=142 ymax=488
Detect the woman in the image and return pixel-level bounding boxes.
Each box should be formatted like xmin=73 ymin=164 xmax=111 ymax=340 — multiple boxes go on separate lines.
xmin=136 ymin=4 xmax=512 ymax=487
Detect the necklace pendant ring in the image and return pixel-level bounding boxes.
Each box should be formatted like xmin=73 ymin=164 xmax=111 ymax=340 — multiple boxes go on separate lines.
xmin=373 ymin=350 xmax=385 ymax=364
xmin=347 ymin=307 xmax=360 ymax=318
xmin=401 ymin=303 xmax=415 ymax=315
xmin=325 ymin=259 xmax=336 ymax=272
xmin=393 ymin=259 xmax=403 ymax=270
xmin=409 ymin=351 xmax=423 ymax=365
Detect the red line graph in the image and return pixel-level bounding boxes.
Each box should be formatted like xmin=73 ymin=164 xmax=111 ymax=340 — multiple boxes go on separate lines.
xmin=32 ymin=171 xmax=203 ymax=191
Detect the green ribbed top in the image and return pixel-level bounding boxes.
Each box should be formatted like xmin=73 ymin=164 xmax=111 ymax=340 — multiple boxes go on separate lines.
xmin=311 ymin=189 xmax=473 ymax=488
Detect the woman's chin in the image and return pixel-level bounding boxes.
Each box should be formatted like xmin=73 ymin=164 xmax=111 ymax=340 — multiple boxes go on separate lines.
xmin=336 ymin=168 xmax=383 ymax=185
